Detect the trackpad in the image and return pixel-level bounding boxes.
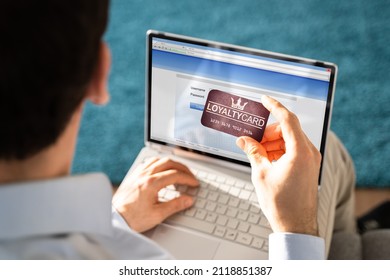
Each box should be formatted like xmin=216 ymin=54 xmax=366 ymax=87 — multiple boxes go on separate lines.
xmin=151 ymin=224 xmax=219 ymax=259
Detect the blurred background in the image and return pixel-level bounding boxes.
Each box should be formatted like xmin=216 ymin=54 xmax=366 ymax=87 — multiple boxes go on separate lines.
xmin=72 ymin=0 xmax=390 ymax=188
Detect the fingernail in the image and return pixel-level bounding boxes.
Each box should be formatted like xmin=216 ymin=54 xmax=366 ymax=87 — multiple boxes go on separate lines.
xmin=236 ymin=137 xmax=246 ymax=150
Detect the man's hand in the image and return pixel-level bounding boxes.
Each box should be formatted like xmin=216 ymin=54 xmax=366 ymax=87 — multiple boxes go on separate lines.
xmin=112 ymin=157 xmax=199 ymax=233
xmin=236 ymin=96 xmax=321 ymax=236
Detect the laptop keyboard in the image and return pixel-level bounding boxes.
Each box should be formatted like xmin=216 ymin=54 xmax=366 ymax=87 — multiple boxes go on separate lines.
xmin=158 ymin=167 xmax=272 ymax=252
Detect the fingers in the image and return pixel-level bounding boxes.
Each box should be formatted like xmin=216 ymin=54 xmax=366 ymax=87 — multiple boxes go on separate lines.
xmin=142 ymin=157 xmax=160 ymax=169
xmin=261 ymin=123 xmax=282 ymax=143
xmin=155 ymin=195 xmax=194 ymax=222
xmin=146 ymin=158 xmax=194 ymax=176
xmin=238 ymin=96 xmax=309 ymax=164
xmin=149 ymin=169 xmax=199 ymax=192
xmin=267 ymin=150 xmax=285 ymax=161
xmin=261 ymin=95 xmax=302 ymax=148
xmin=137 ymin=157 xmax=199 ymax=189
xmin=262 ymin=138 xmax=285 ymax=152
xmin=130 ymin=157 xmax=159 ymax=176
xmin=236 ymin=136 xmax=271 ymax=168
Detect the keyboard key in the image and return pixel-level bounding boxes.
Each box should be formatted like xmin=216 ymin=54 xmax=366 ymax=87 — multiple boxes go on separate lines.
xmin=235 ymin=181 xmax=245 ymax=188
xmin=207 ymin=173 xmax=217 ymax=180
xmin=213 ymin=226 xmax=226 ymax=237
xmin=237 ymin=221 xmax=250 ymax=232
xmin=219 ymin=184 xmax=230 ymax=193
xmin=195 ymin=209 xmax=207 ymax=220
xmin=226 ymin=178 xmax=235 ymax=185
xmin=216 ymin=204 xmax=227 ymax=215
xmin=216 ymin=215 xmax=228 ymax=226
xmin=237 ymin=210 xmax=249 ymax=221
xmin=238 ymin=190 xmax=251 ymax=200
xmin=244 ymin=184 xmax=254 ymax=191
xmin=167 ymin=215 xmax=215 ymax=234
xmin=226 ymin=207 xmax=238 ymax=218
xmin=195 ymin=198 xmax=206 ymax=208
xmin=229 ymin=187 xmax=240 ymax=196
xmin=205 ymin=212 xmax=218 ymax=223
xmin=228 ymin=197 xmax=240 ymax=207
xmin=251 ymin=237 xmax=265 ymax=249
xmin=248 ymin=225 xmax=272 ymax=239
xmin=198 ymin=171 xmax=207 ymax=178
xmin=225 ymin=229 xmax=238 ymax=241
xmin=239 ymin=201 xmax=250 ymax=211
xmin=207 ymin=183 xmax=218 ymax=192
xmin=217 ymin=194 xmax=229 ymax=204
xmin=216 ymin=176 xmax=226 ymax=183
xmin=236 ymin=232 xmax=253 ymax=245
xmin=207 ymin=191 xmax=219 ymax=202
xmin=248 ymin=213 xmax=260 ymax=224
xmin=250 ymin=204 xmax=261 ymax=214
xmin=205 ymin=201 xmax=217 ymax=212
xmin=227 ymin=218 xmax=239 ymax=229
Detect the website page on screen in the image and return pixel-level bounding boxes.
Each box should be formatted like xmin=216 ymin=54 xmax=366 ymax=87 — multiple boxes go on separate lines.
xmin=150 ymin=37 xmax=332 ymax=163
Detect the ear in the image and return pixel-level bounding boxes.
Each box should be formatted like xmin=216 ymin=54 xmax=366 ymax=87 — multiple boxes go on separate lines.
xmin=85 ymin=41 xmax=111 ymax=105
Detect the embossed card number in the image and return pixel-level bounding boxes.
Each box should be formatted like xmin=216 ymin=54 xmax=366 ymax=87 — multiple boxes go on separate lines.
xmin=201 ymin=90 xmax=270 ymax=141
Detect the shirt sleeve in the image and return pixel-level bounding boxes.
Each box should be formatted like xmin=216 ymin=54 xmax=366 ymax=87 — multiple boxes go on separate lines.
xmin=111 ymin=206 xmax=133 ymax=233
xmin=110 ymin=206 xmax=174 ymax=259
xmin=269 ymin=232 xmax=325 ymax=260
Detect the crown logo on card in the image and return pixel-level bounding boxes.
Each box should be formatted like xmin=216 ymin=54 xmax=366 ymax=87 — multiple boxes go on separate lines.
xmin=231 ymin=97 xmax=248 ymax=110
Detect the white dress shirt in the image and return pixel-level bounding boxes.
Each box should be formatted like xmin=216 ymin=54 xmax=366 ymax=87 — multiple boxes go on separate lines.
xmin=0 ymin=173 xmax=170 ymax=259
xmin=0 ymin=173 xmax=324 ymax=259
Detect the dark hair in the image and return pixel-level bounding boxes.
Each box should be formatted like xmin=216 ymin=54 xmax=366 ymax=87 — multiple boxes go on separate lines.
xmin=0 ymin=0 xmax=109 ymax=160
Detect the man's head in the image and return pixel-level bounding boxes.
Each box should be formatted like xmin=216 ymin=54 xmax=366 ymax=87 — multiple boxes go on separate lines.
xmin=0 ymin=0 xmax=110 ymax=160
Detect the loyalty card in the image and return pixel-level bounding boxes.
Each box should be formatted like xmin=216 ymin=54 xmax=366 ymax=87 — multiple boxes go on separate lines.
xmin=201 ymin=90 xmax=270 ymax=141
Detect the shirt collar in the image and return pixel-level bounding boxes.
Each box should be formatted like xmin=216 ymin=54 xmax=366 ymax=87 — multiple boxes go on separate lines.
xmin=0 ymin=173 xmax=113 ymax=240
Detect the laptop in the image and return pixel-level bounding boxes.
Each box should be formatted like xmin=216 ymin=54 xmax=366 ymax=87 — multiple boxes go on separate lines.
xmin=123 ymin=30 xmax=337 ymax=259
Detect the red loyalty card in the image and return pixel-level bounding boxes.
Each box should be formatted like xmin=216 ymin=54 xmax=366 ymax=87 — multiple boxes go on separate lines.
xmin=201 ymin=90 xmax=270 ymax=141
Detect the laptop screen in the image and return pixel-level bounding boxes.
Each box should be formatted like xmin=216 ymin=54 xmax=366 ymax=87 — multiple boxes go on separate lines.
xmin=146 ymin=30 xmax=336 ymax=168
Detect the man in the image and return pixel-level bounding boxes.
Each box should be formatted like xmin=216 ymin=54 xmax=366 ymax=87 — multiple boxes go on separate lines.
xmin=0 ymin=0 xmax=355 ymax=259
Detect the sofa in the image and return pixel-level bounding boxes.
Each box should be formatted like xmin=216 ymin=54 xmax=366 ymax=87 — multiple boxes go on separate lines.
xmin=328 ymin=208 xmax=390 ymax=260
xmin=328 ymin=229 xmax=390 ymax=259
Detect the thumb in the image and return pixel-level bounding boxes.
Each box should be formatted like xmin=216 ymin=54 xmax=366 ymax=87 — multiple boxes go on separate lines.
xmin=236 ymin=136 xmax=270 ymax=167
xmin=156 ymin=195 xmax=194 ymax=221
